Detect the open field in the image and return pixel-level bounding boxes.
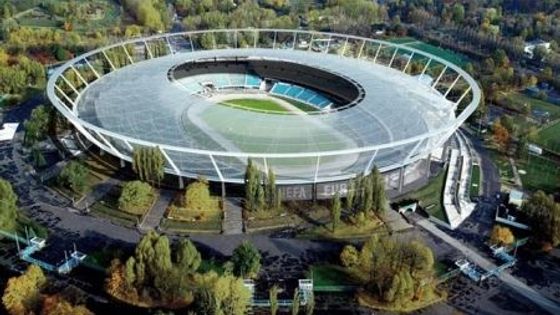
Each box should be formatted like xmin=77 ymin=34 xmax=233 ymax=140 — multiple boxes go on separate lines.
xmin=470 ymin=164 xmax=481 ymax=199
xmin=496 ymin=92 xmax=560 ymax=120
xmin=517 ymin=154 xmax=560 ymax=193
xmin=536 ymin=121 xmax=560 ymax=153
xmin=221 ymin=98 xmax=289 ymax=112
xmin=388 ymin=37 xmax=469 ymax=66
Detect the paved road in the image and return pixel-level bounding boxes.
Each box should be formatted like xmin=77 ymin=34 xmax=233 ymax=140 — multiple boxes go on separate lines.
xmin=139 ymin=189 xmax=174 ymax=230
xmin=222 ymin=197 xmax=243 ymax=234
xmin=417 ymin=219 xmax=560 ymax=315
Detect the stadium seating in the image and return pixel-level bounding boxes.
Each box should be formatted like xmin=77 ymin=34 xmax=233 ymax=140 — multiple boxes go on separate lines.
xmin=270 ymin=82 xmax=332 ymax=109
xmin=176 ymin=73 xmax=263 ymax=93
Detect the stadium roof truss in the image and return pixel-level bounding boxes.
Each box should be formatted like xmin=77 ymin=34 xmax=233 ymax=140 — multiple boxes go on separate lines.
xmin=47 ymin=29 xmax=481 ymax=184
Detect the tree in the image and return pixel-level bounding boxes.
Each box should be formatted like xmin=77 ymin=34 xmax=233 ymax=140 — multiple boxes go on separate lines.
xmin=132 ymin=147 xmax=165 ymax=185
xmin=451 ymin=3 xmax=465 ymax=24
xmin=489 ymin=225 xmax=515 ymax=246
xmin=266 ymin=167 xmax=278 ymax=210
xmin=231 ymin=241 xmax=261 ymax=278
xmin=256 ymin=184 xmax=266 ymax=212
xmin=492 ymin=121 xmax=510 ymax=153
xmin=291 ymin=288 xmax=300 ymax=315
xmin=2 ymin=265 xmax=46 ymax=315
xmin=370 ymin=166 xmax=386 ymax=214
xmin=41 ymin=294 xmax=93 ymax=315
xmin=195 ymin=272 xmax=251 ymax=315
xmin=184 ymin=177 xmax=217 ymax=212
xmin=244 ymin=159 xmax=259 ymax=211
xmin=522 ymin=191 xmax=560 ymax=247
xmin=331 ymin=192 xmax=341 ymax=232
xmin=340 ymin=245 xmax=359 ymax=268
xmin=118 ymin=180 xmax=153 ymax=215
xmin=305 ymin=291 xmax=314 ymax=315
xmin=0 ymin=178 xmax=18 ymax=231
xmin=23 ymin=105 xmax=50 ymax=147
xmin=269 ymin=284 xmax=279 ymax=315
xmin=346 ymin=179 xmax=355 ymax=211
xmin=58 ymin=161 xmax=88 ymax=194
xmin=175 ymin=239 xmax=201 ymax=273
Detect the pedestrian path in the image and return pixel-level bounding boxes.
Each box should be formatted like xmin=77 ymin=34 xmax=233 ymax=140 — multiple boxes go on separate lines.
xmin=417 ymin=219 xmax=560 ymax=315
xmin=222 ymin=198 xmax=243 ymax=235
xmin=139 ymin=189 xmax=174 ymax=231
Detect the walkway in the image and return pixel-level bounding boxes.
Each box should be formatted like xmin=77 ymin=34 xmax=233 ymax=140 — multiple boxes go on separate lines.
xmin=139 ymin=189 xmax=174 ymax=231
xmin=75 ymin=177 xmax=119 ymax=210
xmin=509 ymin=157 xmax=523 ymax=188
xmin=222 ymin=197 xmax=244 ymax=235
xmin=417 ymin=219 xmax=560 ymax=315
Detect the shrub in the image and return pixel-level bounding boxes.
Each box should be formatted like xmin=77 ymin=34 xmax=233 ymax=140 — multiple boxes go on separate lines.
xmin=118 ymin=181 xmax=153 ymax=215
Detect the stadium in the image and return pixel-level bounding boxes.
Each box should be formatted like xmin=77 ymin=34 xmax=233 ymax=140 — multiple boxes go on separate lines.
xmin=47 ymin=29 xmax=480 ymax=197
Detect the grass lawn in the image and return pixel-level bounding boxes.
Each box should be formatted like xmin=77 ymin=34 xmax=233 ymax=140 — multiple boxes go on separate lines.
xmin=487 ymin=147 xmax=515 ymax=186
xmin=300 ymin=214 xmax=385 ymax=240
xmin=517 ymin=154 xmax=560 ymax=193
xmin=536 ymin=121 xmax=560 ymax=153
xmin=496 ymin=92 xmax=560 ymax=120
xmin=221 ymin=98 xmax=289 ymax=113
xmin=397 ymin=169 xmax=447 ymax=222
xmin=404 ymin=41 xmax=469 ymax=66
xmin=161 ymin=217 xmax=222 ymax=233
xmin=310 ymin=265 xmax=358 ymax=292
xmin=89 ymin=188 xmax=140 ymax=228
xmin=470 ymin=164 xmax=481 ymax=199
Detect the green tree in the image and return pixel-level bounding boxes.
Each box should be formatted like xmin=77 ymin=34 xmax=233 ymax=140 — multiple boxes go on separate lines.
xmin=522 ymin=191 xmax=560 ymax=247
xmin=23 ymin=105 xmax=50 ymax=147
xmin=58 ymin=161 xmax=88 ymax=194
xmin=244 ymin=159 xmax=260 ymax=211
xmin=266 ymin=167 xmax=278 ymax=210
xmin=185 ymin=177 xmax=217 ymax=212
xmin=291 ymin=288 xmax=300 ymax=315
xmin=0 ymin=178 xmax=18 ymax=231
xmin=346 ymin=179 xmax=355 ymax=211
xmin=118 ymin=180 xmax=153 ymax=215
xmin=269 ymin=284 xmax=279 ymax=315
xmin=331 ymin=192 xmax=341 ymax=232
xmin=198 ymin=272 xmax=251 ymax=315
xmin=305 ymin=291 xmax=314 ymax=315
xmin=175 ymin=239 xmax=201 ymax=273
xmin=2 ymin=265 xmax=46 ymax=315
xmin=340 ymin=245 xmax=359 ymax=268
xmin=256 ymin=184 xmax=266 ymax=212
xmin=132 ymin=147 xmax=165 ymax=185
xmin=231 ymin=241 xmax=261 ymax=278
xmin=370 ymin=166 xmax=386 ymax=214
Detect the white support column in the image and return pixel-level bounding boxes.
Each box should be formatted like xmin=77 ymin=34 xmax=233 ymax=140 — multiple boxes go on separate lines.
xmin=403 ymin=139 xmax=424 ymax=164
xmin=95 ymin=131 xmax=124 ymax=158
xmin=340 ymin=37 xmax=349 ymax=56
xmin=373 ymin=44 xmax=382 ymax=63
xmin=403 ymin=52 xmax=414 ymax=73
xmin=398 ymin=166 xmax=406 ymax=192
xmin=325 ymin=35 xmax=332 ymax=53
xmin=101 ymin=50 xmax=116 ymax=71
xmin=144 ymin=41 xmax=154 ymax=59
xmin=165 ymin=36 xmax=174 ymax=54
xmin=122 ymin=45 xmax=134 ymax=64
xmin=84 ymin=58 xmax=100 ymax=79
xmin=308 ymin=33 xmax=314 ymax=51
xmin=363 ymin=150 xmax=378 ymax=175
xmin=357 ymin=39 xmax=366 ymax=58
xmin=212 ymin=32 xmax=217 ymax=49
xmin=159 ymin=147 xmax=184 ymax=188
xmin=313 ymin=156 xmax=321 ymax=183
xmin=60 ymin=74 xmax=80 ymax=96
xmin=419 ymin=58 xmax=432 ymax=81
xmin=253 ymin=30 xmax=258 ymax=48
xmin=263 ymin=157 xmax=268 ymax=172
xmin=454 ymin=86 xmax=472 ymax=108
xmin=292 ymin=31 xmax=297 ymax=49
xmin=431 ymin=65 xmax=448 ymax=89
xmin=70 ymin=65 xmax=88 ymax=87
xmin=188 ymin=35 xmax=194 ymax=52
xmin=388 ymin=48 xmax=398 ymax=68
xmin=54 ymin=86 xmax=76 ymax=108
xmin=444 ymin=75 xmax=461 ymax=98
xmin=272 ymin=31 xmax=277 ymax=49
xmin=123 ymin=139 xmax=134 ymax=151
xmin=209 ymin=154 xmax=224 ymax=182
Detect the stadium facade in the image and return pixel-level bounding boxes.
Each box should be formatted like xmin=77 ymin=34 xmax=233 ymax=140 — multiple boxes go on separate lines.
xmin=47 ymin=29 xmax=480 ymax=198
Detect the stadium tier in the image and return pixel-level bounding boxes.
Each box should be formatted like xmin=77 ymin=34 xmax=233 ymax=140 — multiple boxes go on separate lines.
xmin=47 ymin=29 xmax=480 ymax=185
xmin=270 ymin=83 xmax=332 ymax=109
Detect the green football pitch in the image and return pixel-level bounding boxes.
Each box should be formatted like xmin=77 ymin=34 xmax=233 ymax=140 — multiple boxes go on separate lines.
xmin=220 ymin=98 xmax=289 ymax=113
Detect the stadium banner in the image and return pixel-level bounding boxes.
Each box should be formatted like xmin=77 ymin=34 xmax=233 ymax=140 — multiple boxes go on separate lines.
xmin=316 ymin=181 xmax=349 ymax=199
xmin=278 ymin=180 xmax=350 ymax=200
